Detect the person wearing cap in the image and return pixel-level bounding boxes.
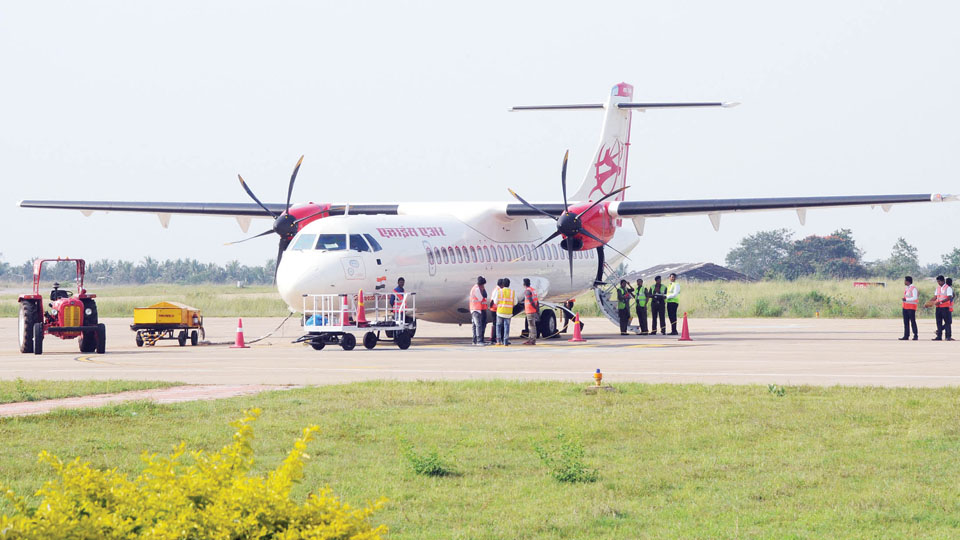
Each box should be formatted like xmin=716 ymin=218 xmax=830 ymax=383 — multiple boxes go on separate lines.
xmin=899 ymin=275 xmax=919 ymax=341
xmin=469 ymin=276 xmax=489 ymax=346
xmin=930 ymin=275 xmax=954 ymax=341
xmin=650 ymin=275 xmax=667 ymax=335
xmin=665 ymin=273 xmax=681 ymax=335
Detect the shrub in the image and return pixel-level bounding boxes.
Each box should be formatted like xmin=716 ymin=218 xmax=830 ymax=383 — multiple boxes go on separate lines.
xmin=399 ymin=438 xmax=452 ymax=477
xmin=0 ymin=409 xmax=386 ymax=539
xmin=534 ymin=431 xmax=598 ymax=483
xmin=768 ymin=384 xmax=786 ymax=397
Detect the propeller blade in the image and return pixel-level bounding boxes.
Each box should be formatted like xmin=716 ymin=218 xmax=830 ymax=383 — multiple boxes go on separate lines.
xmin=274 ymin=238 xmax=292 ymax=283
xmin=533 ymin=230 xmax=562 ymax=252
xmin=507 ymin=188 xmax=559 ymax=221
xmin=561 ymin=150 xmax=569 ymax=213
xmin=580 ymin=229 xmax=631 ymax=260
xmin=293 ymin=209 xmax=328 ymax=225
xmin=567 ymin=244 xmax=575 ymax=287
xmin=575 ymin=186 xmax=629 ymax=219
xmin=237 ymin=175 xmax=279 ymax=218
xmin=224 ymin=229 xmax=275 ymax=245
xmin=285 ymin=155 xmax=304 ymax=213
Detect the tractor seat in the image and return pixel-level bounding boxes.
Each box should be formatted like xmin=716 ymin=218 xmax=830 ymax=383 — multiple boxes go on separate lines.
xmin=50 ymin=284 xmax=70 ymax=301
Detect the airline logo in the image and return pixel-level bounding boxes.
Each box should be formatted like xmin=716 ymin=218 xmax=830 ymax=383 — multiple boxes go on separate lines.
xmin=587 ymin=139 xmax=624 ymax=200
xmin=376 ymin=226 xmax=446 ymax=238
xmin=613 ymin=83 xmax=633 ymax=97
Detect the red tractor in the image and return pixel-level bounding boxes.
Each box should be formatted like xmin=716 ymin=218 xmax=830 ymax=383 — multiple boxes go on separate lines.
xmin=17 ymin=258 xmax=105 ymax=355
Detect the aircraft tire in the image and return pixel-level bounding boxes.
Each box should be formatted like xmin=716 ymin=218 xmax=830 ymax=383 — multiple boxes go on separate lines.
xmin=538 ymin=309 xmax=558 ymax=339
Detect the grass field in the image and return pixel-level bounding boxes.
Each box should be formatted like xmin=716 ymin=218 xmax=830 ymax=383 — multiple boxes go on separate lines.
xmin=0 ymin=379 xmax=180 ymax=404
xmin=0 ymin=279 xmax=939 ymax=319
xmin=2 ymin=380 xmax=960 ymax=538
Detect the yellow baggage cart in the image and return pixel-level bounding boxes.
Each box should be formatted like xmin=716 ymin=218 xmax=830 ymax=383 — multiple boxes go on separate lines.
xmin=130 ymin=301 xmax=204 ymax=346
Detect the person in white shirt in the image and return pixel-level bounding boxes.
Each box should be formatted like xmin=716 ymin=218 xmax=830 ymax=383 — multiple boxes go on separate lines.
xmin=930 ymin=275 xmax=954 ymax=341
xmin=899 ymin=276 xmax=919 ymax=341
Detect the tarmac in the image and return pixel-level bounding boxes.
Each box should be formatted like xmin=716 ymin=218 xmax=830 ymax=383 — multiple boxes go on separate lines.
xmin=0 ymin=316 xmax=957 ymax=388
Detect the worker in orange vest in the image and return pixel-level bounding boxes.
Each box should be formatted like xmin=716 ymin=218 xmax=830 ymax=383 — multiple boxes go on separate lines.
xmin=899 ymin=275 xmax=919 ymax=341
xmin=521 ymin=278 xmax=540 ymax=345
xmin=931 ymin=275 xmax=954 ymax=341
xmin=469 ymin=276 xmax=489 ymax=346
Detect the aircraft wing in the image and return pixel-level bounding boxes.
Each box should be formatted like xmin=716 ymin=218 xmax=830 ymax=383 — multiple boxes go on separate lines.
xmin=17 ymin=200 xmax=399 ymax=217
xmin=504 ymin=193 xmax=955 ymax=231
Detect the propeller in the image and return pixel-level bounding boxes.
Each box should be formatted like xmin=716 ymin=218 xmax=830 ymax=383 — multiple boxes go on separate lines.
xmin=226 ymin=156 xmax=305 ymax=280
xmin=508 ymin=150 xmax=630 ymax=286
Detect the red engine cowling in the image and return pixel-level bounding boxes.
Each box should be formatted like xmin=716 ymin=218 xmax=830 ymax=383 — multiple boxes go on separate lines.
xmin=287 ymin=203 xmax=332 ymax=231
xmin=563 ymin=201 xmax=617 ymax=250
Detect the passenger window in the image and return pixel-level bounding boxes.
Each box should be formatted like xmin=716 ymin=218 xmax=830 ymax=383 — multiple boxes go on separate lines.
xmin=544 ymin=246 xmax=552 ymax=261
xmin=441 ymin=247 xmax=450 ymax=264
xmin=455 ymin=246 xmax=463 ymax=263
xmin=363 ymin=234 xmax=383 ymax=252
xmin=290 ymin=234 xmax=317 ymax=251
xmin=524 ymin=245 xmax=532 ymax=261
xmin=349 ymin=234 xmax=370 ymax=252
xmin=434 ymin=247 xmax=441 ymax=264
xmin=315 ymin=234 xmax=347 ymax=251
xmin=510 ymin=245 xmax=519 ymax=260
xmin=483 ymin=246 xmax=491 ymax=262
xmin=552 ymin=245 xmax=559 ymax=260
xmin=469 ymin=246 xmax=477 ymax=263
xmin=532 ymin=245 xmax=539 ymax=261
xmin=426 ymin=248 xmax=435 ymax=265
xmin=497 ymin=246 xmax=504 ymax=261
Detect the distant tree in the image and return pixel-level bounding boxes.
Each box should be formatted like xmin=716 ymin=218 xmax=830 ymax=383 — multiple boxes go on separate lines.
xmin=935 ymin=248 xmax=960 ymax=278
xmin=786 ymin=229 xmax=865 ymax=279
xmin=725 ymin=229 xmax=793 ymax=279
xmin=876 ymin=238 xmax=921 ymax=279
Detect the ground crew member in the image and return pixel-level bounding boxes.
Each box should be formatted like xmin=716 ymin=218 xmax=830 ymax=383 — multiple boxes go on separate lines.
xmin=633 ymin=278 xmax=650 ymax=335
xmin=489 ymin=279 xmax=502 ymax=343
xmin=469 ymin=276 xmax=488 ymax=346
xmin=389 ymin=277 xmax=405 ymax=321
xmin=931 ymin=275 xmax=953 ymax=341
xmin=665 ymin=273 xmax=681 ymax=335
xmin=949 ymin=278 xmax=956 ymax=315
xmin=899 ymin=276 xmax=919 ymax=341
xmin=561 ymin=299 xmax=575 ymax=332
xmin=493 ymin=278 xmax=516 ymax=345
xmin=616 ymin=279 xmax=632 ymax=335
xmin=650 ymin=275 xmax=667 ymax=335
xmin=522 ymin=278 xmax=540 ymax=345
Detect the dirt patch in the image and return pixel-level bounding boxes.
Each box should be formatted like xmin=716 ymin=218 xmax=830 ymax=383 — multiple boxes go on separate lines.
xmin=0 ymin=384 xmax=298 ymax=417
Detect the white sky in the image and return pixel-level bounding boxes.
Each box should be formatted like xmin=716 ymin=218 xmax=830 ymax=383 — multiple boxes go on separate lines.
xmin=1 ymin=0 xmax=957 ymax=269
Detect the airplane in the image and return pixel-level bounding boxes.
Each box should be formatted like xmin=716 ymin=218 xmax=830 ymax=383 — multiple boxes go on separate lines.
xmin=19 ymin=82 xmax=956 ymax=337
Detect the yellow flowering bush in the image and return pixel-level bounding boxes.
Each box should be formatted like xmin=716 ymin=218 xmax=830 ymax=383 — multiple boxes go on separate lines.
xmin=0 ymin=409 xmax=386 ymax=539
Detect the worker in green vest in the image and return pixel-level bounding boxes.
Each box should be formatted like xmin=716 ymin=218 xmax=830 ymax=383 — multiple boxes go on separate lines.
xmin=615 ymin=279 xmax=632 ymax=336
xmin=665 ymin=272 xmax=681 ymax=335
xmin=632 ymin=278 xmax=650 ymax=335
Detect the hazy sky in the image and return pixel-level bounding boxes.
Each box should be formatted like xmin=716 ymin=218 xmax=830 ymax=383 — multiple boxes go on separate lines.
xmin=2 ymin=1 xmax=957 ymax=269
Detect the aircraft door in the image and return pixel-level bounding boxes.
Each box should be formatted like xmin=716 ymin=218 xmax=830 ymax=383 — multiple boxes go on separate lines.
xmin=423 ymin=240 xmax=437 ymax=277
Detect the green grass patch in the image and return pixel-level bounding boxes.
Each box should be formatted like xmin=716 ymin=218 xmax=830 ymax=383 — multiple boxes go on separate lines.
xmin=0 ymin=379 xmax=182 ymax=404
xmin=1 ymin=381 xmax=959 ymax=538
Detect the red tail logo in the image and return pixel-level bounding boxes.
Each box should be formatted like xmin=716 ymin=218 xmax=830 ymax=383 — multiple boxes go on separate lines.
xmin=588 ymin=140 xmax=624 ymax=200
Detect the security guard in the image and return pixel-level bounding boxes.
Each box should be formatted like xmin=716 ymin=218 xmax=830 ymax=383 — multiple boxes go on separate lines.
xmin=615 ymin=279 xmax=632 ymax=336
xmin=469 ymin=276 xmax=488 ymax=346
xmin=650 ymin=275 xmax=667 ymax=335
xmin=899 ymin=275 xmax=918 ymax=341
xmin=494 ymin=278 xmax=516 ymax=345
xmin=633 ymin=278 xmax=650 ymax=335
xmin=522 ymin=278 xmax=540 ymax=345
xmin=931 ymin=275 xmax=953 ymax=341
xmin=665 ymin=273 xmax=681 ymax=335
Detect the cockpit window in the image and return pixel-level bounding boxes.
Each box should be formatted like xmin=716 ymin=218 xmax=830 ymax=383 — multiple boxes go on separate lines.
xmin=363 ymin=234 xmax=383 ymax=252
xmin=290 ymin=234 xmax=317 ymax=251
xmin=315 ymin=234 xmax=347 ymax=251
xmin=349 ymin=234 xmax=370 ymax=252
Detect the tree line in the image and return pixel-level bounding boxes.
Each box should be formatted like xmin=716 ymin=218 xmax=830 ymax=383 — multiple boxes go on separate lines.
xmin=0 ymin=255 xmax=276 ymax=285
xmin=725 ymin=228 xmax=960 ymax=280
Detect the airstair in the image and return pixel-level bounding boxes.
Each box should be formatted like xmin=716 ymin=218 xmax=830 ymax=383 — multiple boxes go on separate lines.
xmin=593 ymin=275 xmax=640 ymax=334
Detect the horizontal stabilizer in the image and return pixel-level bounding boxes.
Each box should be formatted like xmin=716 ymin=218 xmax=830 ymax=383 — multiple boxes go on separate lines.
xmin=510 ymin=102 xmax=737 ymax=112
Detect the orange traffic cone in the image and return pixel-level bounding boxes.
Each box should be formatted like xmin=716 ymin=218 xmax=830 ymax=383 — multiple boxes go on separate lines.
xmin=568 ymin=313 xmax=586 ymax=342
xmin=679 ymin=312 xmax=692 ymax=341
xmin=356 ymin=289 xmax=369 ymax=327
xmin=230 ymin=318 xmax=250 ymax=348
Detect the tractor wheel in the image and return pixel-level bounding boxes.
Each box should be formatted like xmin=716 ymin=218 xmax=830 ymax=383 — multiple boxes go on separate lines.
xmin=190 ymin=330 xmax=199 ymax=346
xmin=177 ymin=331 xmax=187 ymax=347
xmin=395 ymin=330 xmax=412 ymax=350
xmin=79 ymin=300 xmax=99 ymax=352
xmin=363 ymin=331 xmax=378 ymax=350
xmin=33 ymin=322 xmax=44 ymax=355
xmin=95 ymin=323 xmax=106 ymax=354
xmin=135 ymin=332 xmax=144 ymax=347
xmin=538 ymin=310 xmax=558 ymax=339
xmin=310 ymin=339 xmax=325 ymax=351
xmin=341 ymin=333 xmax=357 ymax=351
xmin=18 ymin=301 xmax=39 ymax=354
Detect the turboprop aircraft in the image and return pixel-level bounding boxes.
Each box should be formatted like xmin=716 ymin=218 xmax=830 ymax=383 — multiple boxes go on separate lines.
xmin=19 ymin=82 xmax=956 ymax=333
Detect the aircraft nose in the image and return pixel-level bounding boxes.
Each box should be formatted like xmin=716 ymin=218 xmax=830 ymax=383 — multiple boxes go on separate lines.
xmin=276 ymin=254 xmax=345 ymax=311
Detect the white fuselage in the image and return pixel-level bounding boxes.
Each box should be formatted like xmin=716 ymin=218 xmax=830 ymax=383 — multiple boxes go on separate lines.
xmin=276 ymin=202 xmax=638 ymax=323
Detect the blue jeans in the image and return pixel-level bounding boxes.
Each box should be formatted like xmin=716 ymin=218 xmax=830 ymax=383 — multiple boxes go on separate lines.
xmin=496 ymin=315 xmax=511 ymax=344
xmin=471 ymin=311 xmax=486 ymax=344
